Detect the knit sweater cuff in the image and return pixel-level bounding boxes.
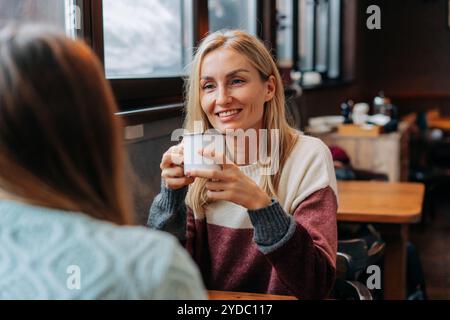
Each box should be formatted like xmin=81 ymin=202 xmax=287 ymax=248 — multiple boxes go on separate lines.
xmin=158 ymin=180 xmax=188 ymax=211
xmin=248 ymin=199 xmax=293 ymax=247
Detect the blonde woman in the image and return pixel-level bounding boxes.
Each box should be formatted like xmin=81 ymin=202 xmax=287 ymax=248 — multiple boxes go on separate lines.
xmin=148 ymin=30 xmax=337 ymax=299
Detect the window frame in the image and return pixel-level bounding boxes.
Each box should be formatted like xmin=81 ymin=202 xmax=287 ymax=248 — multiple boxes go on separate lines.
xmin=80 ymin=0 xmax=274 ymax=117
xmin=312 ymin=0 xmax=342 ymax=80
xmin=87 ymin=0 xmax=204 ymax=111
xmin=280 ymin=0 xmax=344 ymax=89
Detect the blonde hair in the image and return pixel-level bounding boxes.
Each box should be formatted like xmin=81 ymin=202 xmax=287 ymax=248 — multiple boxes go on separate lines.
xmin=184 ymin=30 xmax=298 ymax=214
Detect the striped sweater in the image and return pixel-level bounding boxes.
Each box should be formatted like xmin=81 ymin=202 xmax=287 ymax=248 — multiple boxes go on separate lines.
xmin=148 ymin=134 xmax=338 ymax=299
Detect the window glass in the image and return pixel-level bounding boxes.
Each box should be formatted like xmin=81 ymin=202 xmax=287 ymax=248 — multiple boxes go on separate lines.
xmin=299 ymin=0 xmax=315 ymax=71
xmin=276 ymin=0 xmax=294 ymax=67
xmin=208 ymin=0 xmax=257 ymax=35
xmin=328 ymin=0 xmax=341 ymax=79
xmin=103 ymin=0 xmax=194 ymax=79
xmin=0 ymin=0 xmax=78 ymax=38
xmin=315 ymin=0 xmax=329 ymax=73
xmin=298 ymin=0 xmax=341 ymax=79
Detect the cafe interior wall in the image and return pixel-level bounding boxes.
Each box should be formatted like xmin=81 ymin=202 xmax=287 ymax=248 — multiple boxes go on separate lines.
xmin=361 ymin=0 xmax=450 ymax=117
xmin=297 ymin=0 xmax=450 ymax=120
xmin=124 ymin=116 xmax=184 ymax=224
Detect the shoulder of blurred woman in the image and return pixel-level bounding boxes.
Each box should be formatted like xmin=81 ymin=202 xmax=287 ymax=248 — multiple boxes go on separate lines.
xmin=0 ymin=200 xmax=206 ymax=299
xmin=99 ymin=224 xmax=207 ymax=299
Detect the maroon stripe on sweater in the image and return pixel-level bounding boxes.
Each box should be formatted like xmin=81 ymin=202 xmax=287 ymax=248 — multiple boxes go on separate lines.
xmin=185 ymin=186 xmax=337 ymax=299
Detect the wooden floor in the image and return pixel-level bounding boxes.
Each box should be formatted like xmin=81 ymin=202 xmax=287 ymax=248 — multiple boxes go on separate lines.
xmin=410 ymin=186 xmax=450 ymax=299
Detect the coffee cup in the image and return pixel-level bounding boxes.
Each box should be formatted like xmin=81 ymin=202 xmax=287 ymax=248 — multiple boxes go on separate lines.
xmin=183 ymin=131 xmax=225 ymax=175
xmin=353 ymin=102 xmax=369 ymax=125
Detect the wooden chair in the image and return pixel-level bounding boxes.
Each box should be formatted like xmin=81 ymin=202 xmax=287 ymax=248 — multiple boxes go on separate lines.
xmin=332 ymin=238 xmax=386 ymax=300
xmin=412 ymin=136 xmax=450 ymax=222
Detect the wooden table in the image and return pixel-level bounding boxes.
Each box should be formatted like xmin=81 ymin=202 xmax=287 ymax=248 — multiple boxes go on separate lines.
xmin=337 ymin=181 xmax=425 ymax=300
xmin=208 ymin=290 xmax=297 ymax=300
xmin=428 ymin=117 xmax=450 ymax=132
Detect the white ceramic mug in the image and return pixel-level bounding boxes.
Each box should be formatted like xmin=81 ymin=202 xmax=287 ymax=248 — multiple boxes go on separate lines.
xmin=353 ymin=103 xmax=369 ymax=125
xmin=183 ymin=132 xmax=224 ymax=175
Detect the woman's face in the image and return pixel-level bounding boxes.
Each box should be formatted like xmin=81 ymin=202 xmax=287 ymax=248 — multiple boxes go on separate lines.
xmin=199 ymin=48 xmax=275 ymax=133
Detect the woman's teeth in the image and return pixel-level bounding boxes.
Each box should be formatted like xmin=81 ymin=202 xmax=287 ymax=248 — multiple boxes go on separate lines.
xmin=217 ymin=109 xmax=241 ymax=117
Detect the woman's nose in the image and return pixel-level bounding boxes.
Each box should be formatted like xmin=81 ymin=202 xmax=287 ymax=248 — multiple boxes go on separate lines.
xmin=215 ymin=86 xmax=231 ymax=106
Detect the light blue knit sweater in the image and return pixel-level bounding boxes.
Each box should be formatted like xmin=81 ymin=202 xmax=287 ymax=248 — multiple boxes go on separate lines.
xmin=0 ymin=200 xmax=206 ymax=299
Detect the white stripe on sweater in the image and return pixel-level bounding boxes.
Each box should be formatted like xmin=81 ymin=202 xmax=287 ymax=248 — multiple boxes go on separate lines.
xmin=200 ymin=133 xmax=337 ymax=229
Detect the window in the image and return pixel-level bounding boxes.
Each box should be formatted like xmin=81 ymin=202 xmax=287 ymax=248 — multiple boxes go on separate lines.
xmin=299 ymin=0 xmax=315 ymax=71
xmin=95 ymin=0 xmax=266 ymax=110
xmin=298 ymin=0 xmax=341 ymax=79
xmin=102 ymin=0 xmax=194 ymax=79
xmin=0 ymin=0 xmax=80 ymax=38
xmin=276 ymin=0 xmax=294 ymax=67
xmin=84 ymin=0 xmax=202 ymax=109
xmin=327 ymin=0 xmax=341 ymax=79
xmin=0 ymin=0 xmax=278 ymax=114
xmin=208 ymin=0 xmax=257 ymax=35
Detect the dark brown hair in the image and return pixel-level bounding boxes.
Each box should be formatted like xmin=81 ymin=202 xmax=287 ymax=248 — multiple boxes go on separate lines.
xmin=0 ymin=24 xmax=133 ymax=225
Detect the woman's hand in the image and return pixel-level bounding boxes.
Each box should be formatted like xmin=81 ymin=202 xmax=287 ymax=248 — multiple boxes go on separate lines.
xmin=187 ymin=149 xmax=271 ymax=210
xmin=160 ymin=143 xmax=195 ymax=190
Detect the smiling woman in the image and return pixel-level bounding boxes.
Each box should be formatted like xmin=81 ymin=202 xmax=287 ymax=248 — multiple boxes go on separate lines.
xmin=199 ymin=48 xmax=275 ymax=132
xmin=148 ymin=30 xmax=339 ymax=300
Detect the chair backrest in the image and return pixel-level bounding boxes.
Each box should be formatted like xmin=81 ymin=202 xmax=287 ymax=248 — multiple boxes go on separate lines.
xmin=428 ymin=139 xmax=450 ymax=169
xmin=336 ymin=252 xmax=351 ymax=280
xmin=332 ymin=279 xmax=373 ymax=300
xmin=367 ymin=241 xmax=386 ymax=266
xmin=334 ymin=237 xmax=386 ymax=300
xmin=337 ymin=239 xmax=368 ymax=280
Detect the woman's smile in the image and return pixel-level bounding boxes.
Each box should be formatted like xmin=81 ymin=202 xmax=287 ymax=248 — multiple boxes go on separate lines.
xmin=215 ymin=108 xmax=243 ymax=122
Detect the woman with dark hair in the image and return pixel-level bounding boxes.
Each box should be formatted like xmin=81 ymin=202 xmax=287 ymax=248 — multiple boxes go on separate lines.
xmin=0 ymin=25 xmax=206 ymax=299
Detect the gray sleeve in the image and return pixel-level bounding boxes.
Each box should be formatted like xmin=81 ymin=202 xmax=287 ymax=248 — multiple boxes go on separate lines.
xmin=247 ymin=199 xmax=297 ymax=254
xmin=147 ymin=181 xmax=188 ymax=242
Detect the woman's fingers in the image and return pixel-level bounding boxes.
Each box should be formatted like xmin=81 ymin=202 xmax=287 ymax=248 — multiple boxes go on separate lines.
xmin=161 ymin=166 xmax=184 ymax=179
xmin=188 ymin=148 xmax=241 ymax=180
xmin=188 ymin=168 xmax=227 ymax=180
xmin=206 ymin=190 xmax=232 ymax=202
xmin=172 ymin=143 xmax=184 ymax=154
xmin=170 ymin=153 xmax=184 ymax=166
xmin=161 ymin=145 xmax=184 ymax=169
xmin=159 ymin=143 xmax=193 ymax=190
xmin=164 ymin=177 xmax=195 ymax=190
xmin=162 ymin=163 xmax=195 ymax=189
xmin=205 ymin=180 xmax=227 ymax=191
xmin=198 ymin=148 xmax=234 ymax=168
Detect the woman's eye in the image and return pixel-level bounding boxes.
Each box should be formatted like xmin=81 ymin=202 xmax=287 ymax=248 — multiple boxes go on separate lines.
xmin=202 ymin=83 xmax=215 ymax=90
xmin=231 ymin=79 xmax=245 ymax=85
